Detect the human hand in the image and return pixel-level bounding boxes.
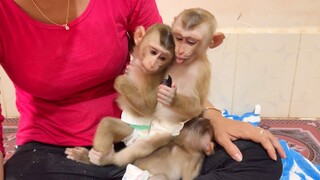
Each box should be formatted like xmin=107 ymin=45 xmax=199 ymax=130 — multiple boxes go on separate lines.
xmin=125 ymin=60 xmax=135 ymax=75
xmin=211 ymin=116 xmax=286 ymax=162
xmin=125 ymin=60 xmax=144 ymax=81
xmin=88 ymin=147 xmax=115 ymax=166
xmin=157 ymin=83 xmax=177 ymax=106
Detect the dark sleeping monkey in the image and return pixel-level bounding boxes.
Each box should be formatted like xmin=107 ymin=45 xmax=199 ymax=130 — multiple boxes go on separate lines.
xmin=134 ymin=115 xmax=215 ymax=180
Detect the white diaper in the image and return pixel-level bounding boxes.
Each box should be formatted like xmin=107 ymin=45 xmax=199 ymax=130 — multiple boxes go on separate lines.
xmin=122 ymin=164 xmax=151 ymax=180
xmin=121 ymin=111 xmax=152 ymax=146
xmin=149 ymin=118 xmax=184 ymax=136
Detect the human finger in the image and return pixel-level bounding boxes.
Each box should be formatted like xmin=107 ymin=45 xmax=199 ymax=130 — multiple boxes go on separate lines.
xmin=253 ymin=127 xmax=286 ymax=160
xmin=265 ymin=129 xmax=286 ymax=158
xmin=215 ymin=135 xmax=243 ymax=162
xmin=257 ymin=128 xmax=277 ymax=160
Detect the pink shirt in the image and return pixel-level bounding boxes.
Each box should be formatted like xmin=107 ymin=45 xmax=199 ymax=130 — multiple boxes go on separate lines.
xmin=0 ymin=0 xmax=162 ymax=147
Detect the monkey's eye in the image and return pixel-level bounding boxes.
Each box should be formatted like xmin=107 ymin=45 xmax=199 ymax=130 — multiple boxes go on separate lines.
xmin=175 ymin=36 xmax=183 ymax=41
xmin=159 ymin=56 xmax=167 ymax=61
xmin=187 ymin=39 xmax=197 ymax=45
xmin=150 ymin=49 xmax=158 ymax=55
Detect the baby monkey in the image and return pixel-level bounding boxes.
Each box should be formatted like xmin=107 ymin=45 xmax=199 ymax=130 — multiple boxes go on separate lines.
xmin=65 ymin=23 xmax=175 ymax=164
xmin=133 ymin=115 xmax=214 ymax=180
xmin=98 ymin=7 xmax=224 ymax=167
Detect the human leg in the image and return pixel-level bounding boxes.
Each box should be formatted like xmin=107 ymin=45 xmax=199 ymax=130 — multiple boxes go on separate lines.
xmin=4 ymin=142 xmax=126 ymax=180
xmin=196 ymin=140 xmax=283 ymax=180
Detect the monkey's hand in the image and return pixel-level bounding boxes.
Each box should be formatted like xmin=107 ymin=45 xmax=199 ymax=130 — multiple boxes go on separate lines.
xmin=124 ymin=60 xmax=135 ymax=75
xmin=114 ymin=75 xmax=126 ymax=92
xmin=157 ymin=83 xmax=177 ymax=106
xmin=88 ymin=147 xmax=115 ymax=166
xmin=125 ymin=59 xmax=143 ymax=78
xmin=114 ymin=75 xmax=138 ymax=95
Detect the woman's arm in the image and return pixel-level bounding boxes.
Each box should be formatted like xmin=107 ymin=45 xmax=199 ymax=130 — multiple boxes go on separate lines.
xmin=202 ymin=100 xmax=286 ymax=162
xmin=0 ymin=103 xmax=4 ymax=180
xmin=0 ymin=154 xmax=3 ymax=180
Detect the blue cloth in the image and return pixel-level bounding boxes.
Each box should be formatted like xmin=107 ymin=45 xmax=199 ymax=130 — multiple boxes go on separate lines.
xmin=279 ymin=140 xmax=320 ymax=180
xmin=223 ymin=106 xmax=320 ymax=180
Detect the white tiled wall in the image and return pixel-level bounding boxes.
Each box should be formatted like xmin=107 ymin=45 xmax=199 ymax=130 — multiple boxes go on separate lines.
xmin=0 ymin=66 xmax=19 ymax=117
xmin=208 ymin=31 xmax=320 ymax=117
xmin=154 ymin=0 xmax=320 ymax=117
xmin=234 ymin=33 xmax=300 ymax=117
xmin=155 ymin=0 xmax=320 ymax=29
xmin=290 ymin=34 xmax=320 ymax=117
xmin=2 ymin=31 xmax=319 ymax=118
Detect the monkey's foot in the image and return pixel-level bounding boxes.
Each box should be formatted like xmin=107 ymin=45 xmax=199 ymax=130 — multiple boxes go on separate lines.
xmin=65 ymin=147 xmax=92 ymax=164
xmin=88 ymin=146 xmax=116 ymax=166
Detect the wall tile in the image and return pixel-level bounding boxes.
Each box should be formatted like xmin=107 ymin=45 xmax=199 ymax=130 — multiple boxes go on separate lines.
xmin=290 ymin=33 xmax=320 ymax=117
xmin=156 ymin=0 xmax=320 ymax=29
xmin=233 ymin=33 xmax=300 ymax=116
xmin=208 ymin=33 xmax=238 ymax=111
xmin=0 ymin=66 xmax=19 ymax=117
xmin=1 ymin=33 xmax=320 ymax=118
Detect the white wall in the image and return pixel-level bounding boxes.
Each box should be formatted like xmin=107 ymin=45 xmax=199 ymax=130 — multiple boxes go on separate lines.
xmin=207 ymin=32 xmax=320 ymax=117
xmin=1 ymin=0 xmax=320 ymax=118
xmin=156 ymin=0 xmax=320 ymax=29
xmin=155 ymin=0 xmax=320 ymax=117
xmin=0 ymin=67 xmax=18 ymax=117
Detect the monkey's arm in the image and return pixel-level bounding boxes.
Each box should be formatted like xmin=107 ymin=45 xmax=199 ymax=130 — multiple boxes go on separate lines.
xmin=170 ymin=78 xmax=209 ymax=119
xmin=170 ymin=63 xmax=211 ymax=119
xmin=181 ymin=157 xmax=204 ymax=180
xmin=112 ymin=133 xmax=173 ymax=166
xmin=170 ymin=93 xmax=202 ymax=118
xmin=115 ymin=75 xmax=158 ymax=116
xmin=157 ymin=83 xmax=203 ymax=119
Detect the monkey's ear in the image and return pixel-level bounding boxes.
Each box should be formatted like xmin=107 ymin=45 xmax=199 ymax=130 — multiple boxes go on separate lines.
xmin=204 ymin=142 xmax=215 ymax=156
xmin=134 ymin=26 xmax=146 ymax=45
xmin=209 ymin=32 xmax=225 ymax=49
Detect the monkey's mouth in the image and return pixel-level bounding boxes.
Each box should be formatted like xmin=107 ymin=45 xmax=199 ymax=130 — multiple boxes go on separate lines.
xmin=176 ymin=57 xmax=186 ymax=64
xmin=142 ymin=65 xmax=158 ymax=74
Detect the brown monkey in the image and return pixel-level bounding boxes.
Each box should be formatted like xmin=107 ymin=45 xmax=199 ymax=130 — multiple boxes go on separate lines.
xmin=99 ymin=8 xmax=224 ymax=167
xmin=69 ymin=8 xmax=225 ymax=167
xmin=65 ymin=23 xmax=175 ymax=164
xmin=114 ymin=24 xmax=175 ymax=118
xmin=133 ymin=116 xmax=215 ymax=180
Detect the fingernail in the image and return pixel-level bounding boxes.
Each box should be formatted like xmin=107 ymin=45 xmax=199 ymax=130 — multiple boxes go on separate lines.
xmin=273 ymin=154 xmax=277 ymax=161
xmin=233 ymin=153 xmax=243 ymax=162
